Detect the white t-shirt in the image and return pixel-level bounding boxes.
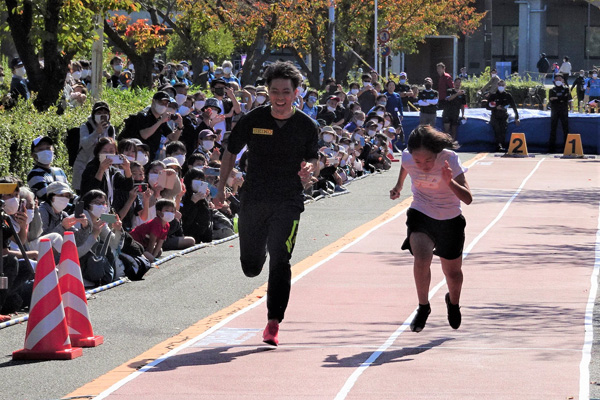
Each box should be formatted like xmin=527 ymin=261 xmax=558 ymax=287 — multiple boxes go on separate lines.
xmin=402 ymin=148 xmax=468 ymax=220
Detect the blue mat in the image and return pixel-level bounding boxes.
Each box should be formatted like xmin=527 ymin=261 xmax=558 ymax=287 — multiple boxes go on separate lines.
xmin=397 ymin=109 xmax=600 ymax=154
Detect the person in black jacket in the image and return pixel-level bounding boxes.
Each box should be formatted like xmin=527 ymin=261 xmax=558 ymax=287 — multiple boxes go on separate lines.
xmin=548 ymin=75 xmax=573 ymax=153
xmin=180 ymin=167 xmax=213 ymax=244
xmin=486 ymin=80 xmax=520 ymax=152
xmin=570 ymin=70 xmax=586 ymax=110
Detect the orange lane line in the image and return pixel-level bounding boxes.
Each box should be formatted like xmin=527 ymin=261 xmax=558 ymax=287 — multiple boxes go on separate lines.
xmin=65 ymin=153 xmax=487 ymax=399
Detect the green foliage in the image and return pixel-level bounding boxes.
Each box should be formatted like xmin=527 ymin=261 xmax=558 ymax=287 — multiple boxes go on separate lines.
xmin=0 ymin=87 xmax=154 ymax=182
xmin=461 ymin=67 xmax=547 ymax=107
xmin=166 ymin=27 xmax=235 ymax=65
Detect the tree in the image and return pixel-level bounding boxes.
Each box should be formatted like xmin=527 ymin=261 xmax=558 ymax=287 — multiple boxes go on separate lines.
xmin=2 ymin=0 xmax=136 ymax=110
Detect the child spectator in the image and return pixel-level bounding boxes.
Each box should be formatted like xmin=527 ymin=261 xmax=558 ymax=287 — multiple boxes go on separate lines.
xmin=27 ymin=135 xmax=70 ymax=202
xmin=165 ymin=141 xmax=187 ymax=168
xmin=130 ymin=199 xmax=176 ymax=261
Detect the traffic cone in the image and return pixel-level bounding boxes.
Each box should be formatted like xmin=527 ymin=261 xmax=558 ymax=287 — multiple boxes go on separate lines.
xmin=387 ymin=141 xmax=400 ymax=162
xmin=58 ymin=232 xmax=103 ymax=347
xmin=13 ymin=239 xmax=83 ymax=360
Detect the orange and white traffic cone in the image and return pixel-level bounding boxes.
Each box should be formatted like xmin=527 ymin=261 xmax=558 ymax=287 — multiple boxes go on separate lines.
xmin=387 ymin=141 xmax=400 ymax=162
xmin=58 ymin=232 xmax=103 ymax=347
xmin=13 ymin=239 xmax=83 ymax=360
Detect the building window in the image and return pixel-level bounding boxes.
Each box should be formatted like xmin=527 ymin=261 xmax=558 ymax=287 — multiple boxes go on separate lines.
xmin=586 ymin=27 xmax=600 ymax=59
xmin=492 ymin=26 xmax=519 ymax=58
xmin=545 ymin=26 xmax=559 ymax=58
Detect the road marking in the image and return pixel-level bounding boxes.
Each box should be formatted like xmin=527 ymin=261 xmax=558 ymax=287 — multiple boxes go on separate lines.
xmin=65 ymin=153 xmax=489 ymax=400
xmin=580 ymin=201 xmax=600 ymax=400
xmin=333 ymin=157 xmax=546 ymax=400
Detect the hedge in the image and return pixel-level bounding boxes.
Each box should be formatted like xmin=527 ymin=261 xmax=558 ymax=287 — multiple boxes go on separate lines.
xmin=0 ymin=88 xmax=155 ymax=182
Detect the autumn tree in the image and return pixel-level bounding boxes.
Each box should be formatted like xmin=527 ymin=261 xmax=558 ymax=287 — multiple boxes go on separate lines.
xmin=2 ymin=0 xmax=140 ymax=110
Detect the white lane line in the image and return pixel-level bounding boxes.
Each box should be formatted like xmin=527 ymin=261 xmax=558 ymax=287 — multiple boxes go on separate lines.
xmin=333 ymin=157 xmax=546 ymax=400
xmin=92 ymin=205 xmax=410 ymax=399
xmin=580 ymin=201 xmax=600 ymax=400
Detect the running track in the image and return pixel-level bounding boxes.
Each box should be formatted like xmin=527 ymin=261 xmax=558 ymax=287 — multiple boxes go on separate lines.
xmin=68 ymin=155 xmax=600 ymax=399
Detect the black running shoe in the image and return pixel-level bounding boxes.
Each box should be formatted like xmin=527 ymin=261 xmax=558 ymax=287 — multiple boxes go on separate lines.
xmin=445 ymin=293 xmax=461 ymax=329
xmin=410 ymin=304 xmax=431 ymax=333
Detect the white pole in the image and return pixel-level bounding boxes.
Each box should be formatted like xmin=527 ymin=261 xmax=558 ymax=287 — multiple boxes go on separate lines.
xmin=385 ymin=55 xmax=389 ymax=80
xmin=330 ymin=0 xmax=335 ymax=79
xmin=91 ymin=13 xmax=104 ymax=100
xmin=374 ymin=0 xmax=378 ymax=76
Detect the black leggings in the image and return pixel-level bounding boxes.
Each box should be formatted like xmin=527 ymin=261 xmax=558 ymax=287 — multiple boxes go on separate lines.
xmin=238 ymin=196 xmax=303 ymax=322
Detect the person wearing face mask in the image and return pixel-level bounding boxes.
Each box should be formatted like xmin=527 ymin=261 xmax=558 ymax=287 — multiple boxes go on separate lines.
xmin=79 ymin=59 xmax=92 ymax=88
xmin=395 ymin=72 xmax=412 ymax=112
xmin=39 ymin=181 xmax=87 ymax=238
xmin=318 ymin=126 xmax=338 ymax=148
xmin=302 ymin=90 xmax=319 ymax=120
xmin=209 ymin=78 xmax=241 ymax=139
xmin=486 ymin=80 xmax=520 ymax=152
xmin=343 ymin=110 xmax=366 ymax=133
xmin=76 ymin=190 xmax=124 ymax=285
xmin=548 ymin=75 xmax=573 ymax=153
xmin=180 ymin=167 xmax=214 ymax=244
xmin=252 ymin=86 xmax=269 ymax=109
xmin=27 ymin=136 xmax=69 ymax=202
xmin=417 ymin=77 xmax=439 ymax=127
xmin=107 ymin=56 xmax=123 ymax=88
xmin=317 ymin=95 xmax=344 ymax=126
xmin=357 ymin=73 xmax=378 ymax=113
xmin=130 ymin=199 xmax=176 ymax=262
xmin=194 ymin=129 xmax=218 ymax=160
xmin=9 ymin=57 xmax=30 ymax=101
xmin=383 ymin=81 xmax=403 ymax=127
xmin=118 ymin=91 xmax=182 ymax=161
xmin=71 ymin=102 xmax=116 ymax=193
xmin=585 ymin=69 xmax=600 ymax=111
xmin=221 ymin=60 xmax=241 ymax=86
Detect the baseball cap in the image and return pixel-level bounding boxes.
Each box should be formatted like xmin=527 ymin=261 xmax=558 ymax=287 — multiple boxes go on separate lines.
xmin=46 ymin=181 xmax=73 ymax=196
xmin=255 ymin=86 xmax=267 ymax=94
xmin=10 ymin=57 xmax=23 ymax=70
xmin=198 ymin=129 xmax=217 ymax=140
xmin=130 ymin=138 xmax=150 ymax=152
xmin=153 ymin=91 xmax=171 ymax=101
xmin=92 ymin=101 xmax=110 ymax=115
xmin=31 ymin=136 xmax=54 ymax=152
xmin=326 ymin=95 xmax=340 ymax=102
xmin=210 ymin=77 xmax=228 ymax=88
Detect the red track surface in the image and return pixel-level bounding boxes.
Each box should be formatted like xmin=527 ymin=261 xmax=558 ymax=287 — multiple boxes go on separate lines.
xmin=88 ymin=156 xmax=599 ymax=400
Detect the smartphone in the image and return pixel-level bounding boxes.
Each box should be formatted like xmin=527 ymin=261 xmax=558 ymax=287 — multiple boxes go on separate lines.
xmin=20 ymin=199 xmax=26 ymax=212
xmin=203 ymin=167 xmax=220 ymax=177
xmin=235 ymin=171 xmax=243 ymax=179
xmin=74 ymin=200 xmax=85 ymax=218
xmin=196 ymin=180 xmax=209 ymax=194
xmin=100 ymin=213 xmax=117 ymax=224
xmin=134 ymin=182 xmax=148 ymax=192
xmin=157 ymin=170 xmax=176 ymax=189
xmin=215 ymin=129 xmax=222 ymax=137
xmin=100 ymin=114 xmax=108 ymax=122
xmin=208 ymin=183 xmax=219 ymax=198
xmin=99 ymin=154 xmax=123 ymax=164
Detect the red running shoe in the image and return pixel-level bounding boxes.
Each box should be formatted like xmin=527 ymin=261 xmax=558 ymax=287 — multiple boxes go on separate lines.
xmin=262 ymin=320 xmax=279 ymax=346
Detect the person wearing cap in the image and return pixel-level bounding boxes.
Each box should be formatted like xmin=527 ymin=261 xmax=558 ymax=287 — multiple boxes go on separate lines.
xmin=486 ymin=80 xmax=520 ymax=152
xmin=27 ymin=136 xmax=69 ymax=203
xmin=548 ymin=74 xmax=573 ymax=153
xmin=118 ymin=91 xmax=183 ymax=161
xmin=318 ymin=126 xmax=338 ymax=148
xmin=39 ymin=181 xmax=88 ymax=240
xmin=251 ymin=85 xmax=269 ymax=109
xmin=213 ymin=61 xmax=319 ymax=347
xmin=221 ymin=60 xmax=240 ymax=86
xmin=195 ymin=129 xmax=218 ymax=160
xmin=72 ymin=101 xmax=116 ymax=193
xmin=417 ymin=77 xmax=439 ymax=127
xmin=9 ymin=57 xmax=29 ymax=101
xmin=317 ymin=95 xmax=344 ymax=126
xmin=209 ymin=78 xmax=241 ymax=140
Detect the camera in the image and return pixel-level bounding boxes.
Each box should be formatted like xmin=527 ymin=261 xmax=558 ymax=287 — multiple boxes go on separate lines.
xmin=134 ymin=183 xmax=148 ymax=192
xmin=170 ymin=114 xmax=179 ymax=121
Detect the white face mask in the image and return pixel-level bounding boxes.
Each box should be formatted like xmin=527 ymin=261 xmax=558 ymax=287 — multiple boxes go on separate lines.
xmin=384 ymin=120 xmax=391 ymax=127
xmin=555 ymin=81 xmax=563 ymax=86
xmin=3 ymin=197 xmax=19 ymax=215
xmin=350 ymin=89 xmax=359 ymax=95
xmin=148 ymin=173 xmax=160 ymax=186
xmin=491 ymin=74 xmax=497 ymax=79
xmin=136 ymin=151 xmax=149 ymax=166
xmin=399 ymin=79 xmax=407 ymax=84
xmin=222 ymin=67 xmax=232 ymax=75
xmin=497 ymin=86 xmax=505 ymax=93
xmin=113 ymin=64 xmax=123 ymax=72
xmin=202 ymin=140 xmax=214 ymax=151
xmin=14 ymin=67 xmax=26 ymax=77
xmin=82 ymin=69 xmax=91 ymax=78
xmin=26 ymin=209 xmax=35 ymax=224
xmin=327 ymin=106 xmax=336 ymax=112
xmin=129 ymin=64 xmax=135 ymax=71
xmin=154 ymin=104 xmax=167 ymax=115
xmin=322 ymin=133 xmax=334 ymax=143
xmin=174 ymin=154 xmax=186 ymax=167
xmin=376 ymin=123 xmax=383 ymax=130
xmin=52 ymin=197 xmax=70 ymax=213
xmin=161 ymin=211 xmax=175 ymax=223
xmin=376 ymin=111 xmax=384 ymax=117
xmin=341 ymin=144 xmax=349 ymax=151
xmin=191 ymin=180 xmax=207 ymax=193
xmin=176 ymin=94 xmax=187 ymax=106
xmin=363 ymin=81 xmax=371 ymax=87
xmin=36 ymin=150 xmax=54 ymax=165
xmin=90 ymin=204 xmax=108 ymax=218
xmin=353 ymin=133 xmax=362 ymax=141
xmin=194 ymin=100 xmax=205 ymax=110
xmin=178 ymin=106 xmax=191 ymax=117
xmin=256 ymin=95 xmax=266 ymax=104
xmin=367 ymin=129 xmax=377 ymax=137
xmin=356 ymin=119 xmax=364 ymax=127
xmin=594 ymin=74 xmax=598 ymax=79
xmin=71 ymin=71 xmax=82 ymax=80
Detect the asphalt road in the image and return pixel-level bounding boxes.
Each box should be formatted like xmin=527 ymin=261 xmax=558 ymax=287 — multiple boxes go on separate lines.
xmin=1 ymin=153 xmax=599 ymax=400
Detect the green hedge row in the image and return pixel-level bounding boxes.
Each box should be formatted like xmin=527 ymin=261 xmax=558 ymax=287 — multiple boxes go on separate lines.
xmin=0 ymin=88 xmax=154 ymax=182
